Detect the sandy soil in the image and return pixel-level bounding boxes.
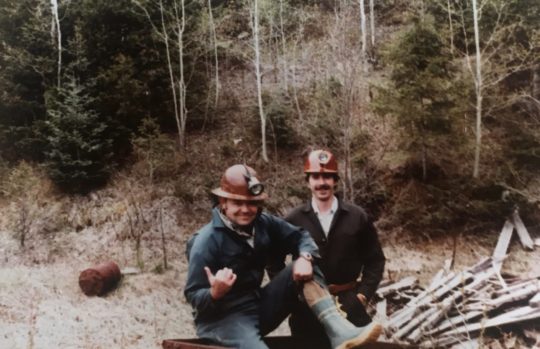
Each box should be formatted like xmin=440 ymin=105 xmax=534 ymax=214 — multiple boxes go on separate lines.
xmin=1 ymin=216 xmax=539 ymax=349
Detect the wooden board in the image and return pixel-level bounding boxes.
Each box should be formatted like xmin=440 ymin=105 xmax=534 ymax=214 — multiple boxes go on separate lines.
xmin=492 ymin=220 xmax=514 ymax=272
xmin=162 ymin=337 xmax=419 ymax=349
xmin=512 ymin=210 xmax=534 ymax=250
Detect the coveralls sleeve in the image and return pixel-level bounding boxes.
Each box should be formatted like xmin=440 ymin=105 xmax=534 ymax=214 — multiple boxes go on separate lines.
xmin=357 ymin=219 xmax=385 ymax=300
xmin=267 ymin=214 xmax=320 ymax=259
xmin=184 ymin=233 xmax=221 ymax=318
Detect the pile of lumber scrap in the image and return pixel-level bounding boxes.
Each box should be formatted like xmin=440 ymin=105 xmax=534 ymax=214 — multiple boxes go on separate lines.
xmin=375 ymin=211 xmax=539 ymax=348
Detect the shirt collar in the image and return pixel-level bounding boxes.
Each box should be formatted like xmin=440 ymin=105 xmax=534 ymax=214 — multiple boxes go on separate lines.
xmin=311 ymin=195 xmax=338 ymax=216
xmin=217 ymin=209 xmax=255 ymax=239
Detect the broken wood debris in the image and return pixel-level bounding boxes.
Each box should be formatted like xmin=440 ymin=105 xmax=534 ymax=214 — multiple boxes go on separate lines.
xmin=375 ymin=214 xmax=538 ymax=347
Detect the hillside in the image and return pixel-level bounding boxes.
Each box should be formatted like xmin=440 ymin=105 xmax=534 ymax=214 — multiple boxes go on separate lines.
xmin=0 ymin=0 xmax=539 ymax=348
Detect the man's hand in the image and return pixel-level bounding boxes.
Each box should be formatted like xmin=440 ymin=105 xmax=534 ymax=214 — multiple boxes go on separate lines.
xmin=204 ymin=266 xmax=237 ymax=300
xmin=293 ymin=257 xmax=313 ymax=282
xmin=357 ymin=293 xmax=367 ymax=307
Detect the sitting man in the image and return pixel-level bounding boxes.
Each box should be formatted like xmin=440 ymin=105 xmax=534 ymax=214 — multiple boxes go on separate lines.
xmin=184 ymin=164 xmax=382 ymax=349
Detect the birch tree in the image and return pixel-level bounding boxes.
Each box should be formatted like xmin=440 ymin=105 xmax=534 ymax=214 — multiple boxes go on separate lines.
xmin=250 ymin=0 xmax=269 ymax=162
xmin=359 ymin=0 xmax=367 ymax=57
xmin=207 ymin=0 xmax=219 ymax=108
xmin=471 ymin=0 xmax=482 ymax=178
xmin=50 ymin=0 xmax=61 ymax=88
xmin=369 ymin=0 xmax=375 ymax=47
xmin=134 ymin=0 xmax=188 ymax=149
xmin=452 ymin=0 xmax=536 ymax=178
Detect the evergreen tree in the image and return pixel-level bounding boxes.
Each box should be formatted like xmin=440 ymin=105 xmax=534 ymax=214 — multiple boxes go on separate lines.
xmin=374 ymin=19 xmax=459 ymax=181
xmin=44 ymin=73 xmax=113 ymax=193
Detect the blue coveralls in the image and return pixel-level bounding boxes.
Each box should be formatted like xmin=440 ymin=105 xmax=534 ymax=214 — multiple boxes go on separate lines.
xmin=184 ymin=207 xmax=321 ymax=349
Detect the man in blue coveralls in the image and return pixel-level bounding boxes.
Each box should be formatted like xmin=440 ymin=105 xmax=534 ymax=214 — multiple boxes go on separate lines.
xmin=184 ymin=164 xmax=382 ymax=349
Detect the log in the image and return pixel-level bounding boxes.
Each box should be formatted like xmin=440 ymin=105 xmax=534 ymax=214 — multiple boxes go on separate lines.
xmin=512 ymin=210 xmax=534 ymax=250
xmin=79 ymin=261 xmax=121 ymax=296
xmin=492 ymin=220 xmax=514 ymax=272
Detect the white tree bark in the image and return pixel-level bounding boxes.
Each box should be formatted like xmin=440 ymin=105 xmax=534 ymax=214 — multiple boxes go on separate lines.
xmin=447 ymin=0 xmax=454 ymax=55
xmin=369 ymin=0 xmax=375 ymax=47
xmin=174 ymin=0 xmax=188 ymax=149
xmin=472 ymin=0 xmax=483 ymax=178
xmin=50 ymin=0 xmax=61 ymax=88
xmin=158 ymin=0 xmax=182 ymax=148
xmin=279 ymin=0 xmax=288 ymax=89
xmin=252 ymin=0 xmax=268 ymax=162
xmin=207 ymin=0 xmax=219 ymax=108
xmin=359 ymin=0 xmax=367 ymax=56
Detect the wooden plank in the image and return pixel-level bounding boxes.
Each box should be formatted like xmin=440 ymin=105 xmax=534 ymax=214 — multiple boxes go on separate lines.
xmin=436 ymin=305 xmax=540 ymax=339
xmin=529 ymin=292 xmax=540 ymax=308
xmin=162 ymin=338 xmax=418 ymax=349
xmin=406 ymin=269 xmax=496 ymax=342
xmin=512 ymin=210 xmax=534 ymax=250
xmin=428 ymin=310 xmax=484 ymax=335
xmin=486 ymin=281 xmax=540 ymax=308
xmin=492 ymin=220 xmax=514 ymax=272
xmin=377 ymin=276 xmax=418 ymax=297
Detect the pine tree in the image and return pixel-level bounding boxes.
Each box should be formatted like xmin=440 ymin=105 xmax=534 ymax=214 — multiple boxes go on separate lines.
xmin=44 ymin=73 xmax=113 ymax=193
xmin=374 ymin=19 xmax=458 ymax=181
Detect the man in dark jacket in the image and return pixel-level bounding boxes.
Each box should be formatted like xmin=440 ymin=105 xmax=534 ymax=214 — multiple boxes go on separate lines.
xmin=184 ymin=164 xmax=382 ymax=349
xmin=283 ymin=150 xmax=386 ymax=345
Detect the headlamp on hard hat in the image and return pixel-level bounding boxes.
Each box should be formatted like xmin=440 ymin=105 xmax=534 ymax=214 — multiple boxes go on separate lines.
xmin=243 ymin=165 xmax=265 ymax=196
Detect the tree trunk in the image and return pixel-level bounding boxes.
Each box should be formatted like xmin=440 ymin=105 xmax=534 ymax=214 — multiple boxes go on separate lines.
xmin=50 ymin=0 xmax=61 ymax=88
xmin=208 ymin=0 xmax=219 ymax=108
xmin=252 ymin=0 xmax=268 ymax=162
xmin=359 ymin=0 xmax=366 ymax=57
xmin=159 ymin=0 xmax=182 ymax=148
xmin=447 ymin=0 xmax=454 ymax=56
xmin=174 ymin=0 xmax=187 ymax=149
xmin=472 ymin=0 xmax=482 ymax=178
xmin=369 ymin=0 xmax=375 ymax=47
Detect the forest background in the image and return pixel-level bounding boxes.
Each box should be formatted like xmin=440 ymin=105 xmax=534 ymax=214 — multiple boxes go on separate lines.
xmin=0 ymin=0 xmax=539 ymax=348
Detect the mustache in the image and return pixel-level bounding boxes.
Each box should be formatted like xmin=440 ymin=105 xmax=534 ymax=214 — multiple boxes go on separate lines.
xmin=315 ymin=184 xmax=332 ymax=190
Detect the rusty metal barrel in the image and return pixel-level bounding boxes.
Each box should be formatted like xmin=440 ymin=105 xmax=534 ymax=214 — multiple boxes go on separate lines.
xmin=79 ymin=261 xmax=121 ymax=296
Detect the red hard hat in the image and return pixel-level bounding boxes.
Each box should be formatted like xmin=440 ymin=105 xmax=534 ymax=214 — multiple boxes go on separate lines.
xmin=211 ymin=164 xmax=268 ymax=201
xmin=304 ymin=149 xmax=338 ymax=173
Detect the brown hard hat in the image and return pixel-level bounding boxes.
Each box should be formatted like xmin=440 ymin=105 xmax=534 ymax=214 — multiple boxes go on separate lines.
xmin=304 ymin=149 xmax=338 ymax=173
xmin=212 ymin=164 xmax=268 ymax=201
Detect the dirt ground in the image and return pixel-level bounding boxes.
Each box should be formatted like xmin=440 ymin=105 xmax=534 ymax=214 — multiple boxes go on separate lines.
xmin=1 ymin=216 xmax=539 ymax=349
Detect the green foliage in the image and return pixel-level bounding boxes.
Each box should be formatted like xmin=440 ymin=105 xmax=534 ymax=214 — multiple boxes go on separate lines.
xmin=0 ymin=0 xmax=54 ymax=161
xmin=44 ymin=74 xmax=114 ymax=193
xmin=264 ymin=92 xmax=301 ymax=150
xmin=132 ymin=117 xmax=177 ymax=183
xmin=301 ymin=77 xmax=345 ymax=149
xmin=373 ymin=19 xmax=461 ymax=177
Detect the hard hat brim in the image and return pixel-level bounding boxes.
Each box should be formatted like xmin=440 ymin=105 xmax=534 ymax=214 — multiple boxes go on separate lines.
xmin=211 ymin=187 xmax=268 ymax=201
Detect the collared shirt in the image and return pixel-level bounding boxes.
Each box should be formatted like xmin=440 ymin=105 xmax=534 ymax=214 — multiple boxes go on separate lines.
xmin=311 ymin=195 xmax=338 ymax=236
xmin=218 ymin=210 xmax=255 ymax=247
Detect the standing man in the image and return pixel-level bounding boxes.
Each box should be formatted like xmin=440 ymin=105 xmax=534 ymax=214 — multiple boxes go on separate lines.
xmin=284 ymin=149 xmax=386 ymax=344
xmin=184 ymin=164 xmax=382 ymax=349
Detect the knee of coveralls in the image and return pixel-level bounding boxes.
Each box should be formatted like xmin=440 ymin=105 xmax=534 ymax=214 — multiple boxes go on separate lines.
xmin=196 ymin=303 xmax=269 ymax=349
xmin=258 ymin=263 xmax=301 ymax=335
xmin=336 ymin=289 xmax=372 ymax=327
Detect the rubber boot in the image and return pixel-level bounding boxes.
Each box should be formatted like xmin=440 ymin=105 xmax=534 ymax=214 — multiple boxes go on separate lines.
xmin=311 ymin=296 xmax=382 ymax=349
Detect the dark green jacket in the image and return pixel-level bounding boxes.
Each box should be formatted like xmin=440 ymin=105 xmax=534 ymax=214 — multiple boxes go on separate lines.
xmin=184 ymin=207 xmax=319 ymax=323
